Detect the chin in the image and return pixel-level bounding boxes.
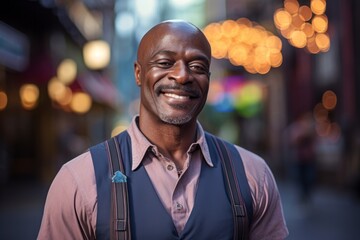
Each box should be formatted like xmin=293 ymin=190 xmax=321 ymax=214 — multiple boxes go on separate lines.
xmin=159 ymin=114 xmax=193 ymax=125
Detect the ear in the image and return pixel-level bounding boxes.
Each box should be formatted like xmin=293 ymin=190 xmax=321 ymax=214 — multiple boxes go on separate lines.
xmin=134 ymin=61 xmax=141 ymax=86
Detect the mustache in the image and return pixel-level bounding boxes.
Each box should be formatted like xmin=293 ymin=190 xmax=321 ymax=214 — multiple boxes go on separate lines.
xmin=155 ymin=84 xmax=201 ymax=97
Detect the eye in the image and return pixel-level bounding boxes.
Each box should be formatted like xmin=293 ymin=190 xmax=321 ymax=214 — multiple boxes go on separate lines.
xmin=156 ymin=60 xmax=173 ymax=68
xmin=189 ymin=63 xmax=209 ymax=75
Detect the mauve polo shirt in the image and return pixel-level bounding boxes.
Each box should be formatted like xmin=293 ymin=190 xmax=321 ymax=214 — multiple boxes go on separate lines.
xmin=38 ymin=116 xmax=289 ymax=240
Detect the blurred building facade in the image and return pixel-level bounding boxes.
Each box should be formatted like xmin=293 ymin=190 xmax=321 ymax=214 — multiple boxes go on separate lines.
xmin=0 ymin=0 xmax=359 ymax=195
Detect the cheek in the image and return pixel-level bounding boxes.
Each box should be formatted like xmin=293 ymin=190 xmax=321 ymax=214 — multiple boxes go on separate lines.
xmin=145 ymin=70 xmax=166 ymax=86
xmin=199 ymin=78 xmax=210 ymax=94
xmin=152 ymin=71 xmax=169 ymax=84
xmin=142 ymin=73 xmax=160 ymax=102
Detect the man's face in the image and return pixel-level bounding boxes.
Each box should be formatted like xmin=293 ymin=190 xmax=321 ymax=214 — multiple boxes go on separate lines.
xmin=135 ymin=23 xmax=211 ymax=125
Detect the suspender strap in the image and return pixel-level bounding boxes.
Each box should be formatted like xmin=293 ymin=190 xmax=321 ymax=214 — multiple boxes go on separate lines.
xmin=206 ymin=133 xmax=253 ymax=240
xmin=90 ymin=131 xmax=131 ymax=240
xmin=106 ymin=137 xmax=131 ymax=240
xmin=91 ymin=141 xmax=111 ymax=239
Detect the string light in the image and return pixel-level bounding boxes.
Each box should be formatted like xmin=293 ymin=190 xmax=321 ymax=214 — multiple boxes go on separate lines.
xmin=274 ymin=0 xmax=330 ymax=54
xmin=204 ymin=18 xmax=283 ymax=74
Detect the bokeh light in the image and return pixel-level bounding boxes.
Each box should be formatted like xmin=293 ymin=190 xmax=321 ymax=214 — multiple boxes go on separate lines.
xmin=48 ymin=77 xmax=67 ymax=102
xmin=290 ymin=30 xmax=307 ymax=48
xmin=57 ymin=58 xmax=77 ymax=85
xmin=83 ymin=40 xmax=111 ymax=70
xmin=311 ymin=0 xmax=326 ymax=15
xmin=313 ymin=102 xmax=328 ymax=122
xmin=284 ymin=0 xmax=299 ymax=14
xmin=274 ymin=9 xmax=292 ymax=30
xmin=299 ymin=5 xmax=312 ymax=21
xmin=204 ymin=18 xmax=283 ymax=74
xmin=232 ymin=81 xmax=263 ymax=117
xmin=312 ymin=15 xmax=328 ymax=33
xmin=315 ymin=33 xmax=330 ymax=51
xmin=19 ymin=84 xmax=39 ymax=110
xmin=274 ymin=0 xmax=330 ymax=53
xmin=207 ymin=76 xmax=264 ymax=117
xmin=0 ymin=91 xmax=8 ymax=110
xmin=322 ymin=90 xmax=337 ymax=110
xmin=312 ymin=89 xmax=340 ymax=141
xmin=70 ymin=92 xmax=92 ymax=114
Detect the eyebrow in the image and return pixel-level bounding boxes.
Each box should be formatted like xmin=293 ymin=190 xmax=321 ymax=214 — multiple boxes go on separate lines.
xmin=151 ymin=50 xmax=210 ymax=65
xmin=151 ymin=50 xmax=176 ymax=58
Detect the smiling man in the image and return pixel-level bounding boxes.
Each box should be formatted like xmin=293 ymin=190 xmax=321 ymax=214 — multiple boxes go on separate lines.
xmin=38 ymin=20 xmax=288 ymax=240
xmin=134 ymin=20 xmax=212 ymax=171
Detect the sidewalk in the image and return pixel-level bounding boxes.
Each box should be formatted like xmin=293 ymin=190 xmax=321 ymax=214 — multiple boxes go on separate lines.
xmin=278 ymin=180 xmax=360 ymax=240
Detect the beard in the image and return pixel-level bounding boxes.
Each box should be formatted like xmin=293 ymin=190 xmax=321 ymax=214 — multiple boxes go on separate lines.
xmin=159 ymin=112 xmax=193 ymax=125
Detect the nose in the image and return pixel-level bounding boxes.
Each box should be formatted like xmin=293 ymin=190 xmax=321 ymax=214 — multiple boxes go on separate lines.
xmin=168 ymin=62 xmax=191 ymax=84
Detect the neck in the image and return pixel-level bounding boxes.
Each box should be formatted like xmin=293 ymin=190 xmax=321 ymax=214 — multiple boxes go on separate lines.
xmin=137 ymin=114 xmax=198 ymax=169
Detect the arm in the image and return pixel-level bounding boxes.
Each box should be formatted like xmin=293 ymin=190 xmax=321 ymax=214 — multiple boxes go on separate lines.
xmin=236 ymin=146 xmax=289 ymax=240
xmin=38 ymin=153 xmax=96 ymax=240
xmin=249 ymin=164 xmax=289 ymax=240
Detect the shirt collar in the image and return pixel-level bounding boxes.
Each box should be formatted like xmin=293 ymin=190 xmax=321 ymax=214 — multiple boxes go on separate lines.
xmin=127 ymin=115 xmax=214 ymax=171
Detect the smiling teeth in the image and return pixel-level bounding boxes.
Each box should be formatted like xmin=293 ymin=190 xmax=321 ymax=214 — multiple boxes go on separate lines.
xmin=164 ymin=93 xmax=189 ymax=99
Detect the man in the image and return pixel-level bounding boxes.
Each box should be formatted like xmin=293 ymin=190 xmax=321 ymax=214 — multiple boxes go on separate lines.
xmin=38 ymin=20 xmax=288 ymax=239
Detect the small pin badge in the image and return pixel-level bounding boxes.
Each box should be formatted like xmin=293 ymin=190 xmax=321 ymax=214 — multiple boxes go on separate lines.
xmin=112 ymin=171 xmax=127 ymax=183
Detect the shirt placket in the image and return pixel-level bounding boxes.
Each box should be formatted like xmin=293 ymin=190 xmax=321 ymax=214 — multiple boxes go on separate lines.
xmin=172 ymin=178 xmax=188 ymax=233
xmin=152 ymin=146 xmax=195 ymax=234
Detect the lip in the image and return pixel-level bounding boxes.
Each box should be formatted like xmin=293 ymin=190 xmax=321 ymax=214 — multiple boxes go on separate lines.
xmin=161 ymin=91 xmax=194 ymax=105
xmin=155 ymin=84 xmax=201 ymax=107
xmin=158 ymin=90 xmax=200 ymax=108
xmin=161 ymin=88 xmax=198 ymax=98
xmin=163 ymin=92 xmax=190 ymax=100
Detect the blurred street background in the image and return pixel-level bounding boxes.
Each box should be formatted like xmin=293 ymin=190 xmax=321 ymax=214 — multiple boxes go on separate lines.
xmin=1 ymin=0 xmax=360 ymax=239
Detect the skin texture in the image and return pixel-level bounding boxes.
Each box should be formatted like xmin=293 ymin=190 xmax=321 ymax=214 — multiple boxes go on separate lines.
xmin=134 ymin=20 xmax=212 ymax=169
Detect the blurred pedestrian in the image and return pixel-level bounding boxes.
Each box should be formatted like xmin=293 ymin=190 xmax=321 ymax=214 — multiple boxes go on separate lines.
xmin=38 ymin=20 xmax=288 ymax=240
xmin=289 ymin=112 xmax=317 ymax=203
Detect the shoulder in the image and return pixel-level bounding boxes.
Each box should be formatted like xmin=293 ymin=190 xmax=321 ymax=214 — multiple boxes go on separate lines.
xmin=234 ymin=146 xmax=270 ymax=183
xmin=52 ymin=151 xmax=97 ymax=209
xmin=45 ymin=151 xmax=98 ymax=223
xmin=62 ymin=151 xmax=96 ymax=187
xmin=233 ymin=145 xmax=278 ymax=199
xmin=204 ymin=133 xmax=270 ymax=184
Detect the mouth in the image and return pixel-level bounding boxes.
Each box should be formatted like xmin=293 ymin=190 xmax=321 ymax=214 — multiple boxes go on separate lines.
xmin=156 ymin=85 xmax=200 ymax=100
xmin=163 ymin=92 xmax=191 ymax=100
xmin=160 ymin=90 xmax=199 ymax=105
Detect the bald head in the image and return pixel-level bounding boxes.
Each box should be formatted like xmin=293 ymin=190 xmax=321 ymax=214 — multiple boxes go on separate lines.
xmin=137 ymin=20 xmax=211 ymax=65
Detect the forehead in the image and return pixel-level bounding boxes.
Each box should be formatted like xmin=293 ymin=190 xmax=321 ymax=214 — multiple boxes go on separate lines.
xmin=139 ymin=22 xmax=211 ymax=61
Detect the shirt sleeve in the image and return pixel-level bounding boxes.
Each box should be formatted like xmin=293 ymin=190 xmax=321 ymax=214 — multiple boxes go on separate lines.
xmin=37 ymin=152 xmax=96 ymax=240
xmin=238 ymin=147 xmax=289 ymax=240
